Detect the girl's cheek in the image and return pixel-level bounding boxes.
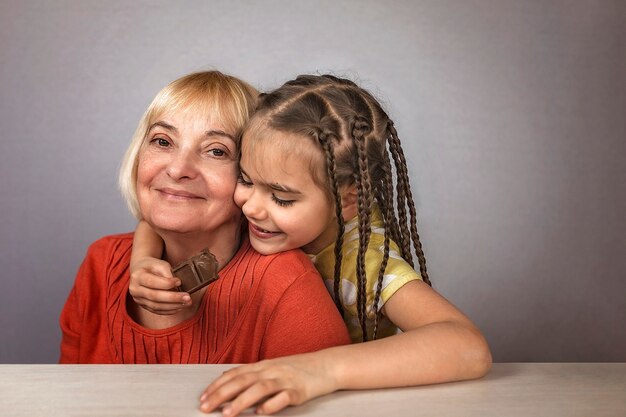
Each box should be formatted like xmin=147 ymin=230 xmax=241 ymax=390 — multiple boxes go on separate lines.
xmin=233 ymin=183 xmax=248 ymax=208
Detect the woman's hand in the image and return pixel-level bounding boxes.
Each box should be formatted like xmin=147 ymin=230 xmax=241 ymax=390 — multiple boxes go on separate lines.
xmin=199 ymin=354 xmax=339 ymax=416
xmin=128 ymin=256 xmax=191 ymax=315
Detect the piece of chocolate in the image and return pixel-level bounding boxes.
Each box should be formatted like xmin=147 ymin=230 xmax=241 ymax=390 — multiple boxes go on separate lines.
xmin=171 ymin=249 xmax=219 ymax=294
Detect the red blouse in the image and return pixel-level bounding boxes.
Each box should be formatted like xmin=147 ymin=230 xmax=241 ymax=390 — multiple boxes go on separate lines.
xmin=60 ymin=233 xmax=350 ymax=363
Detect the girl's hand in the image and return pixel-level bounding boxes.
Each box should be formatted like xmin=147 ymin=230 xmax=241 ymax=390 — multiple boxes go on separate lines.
xmin=199 ymin=354 xmax=338 ymax=416
xmin=128 ymin=257 xmax=191 ymax=315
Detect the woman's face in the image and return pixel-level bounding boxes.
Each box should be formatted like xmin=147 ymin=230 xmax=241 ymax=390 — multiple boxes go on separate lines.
xmin=136 ymin=107 xmax=241 ymax=237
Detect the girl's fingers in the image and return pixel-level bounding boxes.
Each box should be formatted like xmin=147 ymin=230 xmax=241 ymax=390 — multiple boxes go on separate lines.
xmin=256 ymin=390 xmax=293 ymax=415
xmin=141 ymin=274 xmax=180 ymax=291
xmin=200 ymin=359 xmax=325 ymax=415
xmin=142 ymin=286 xmax=189 ymax=304
xmin=225 ymin=380 xmax=284 ymax=417
xmin=202 ymin=364 xmax=259 ymax=398
xmin=199 ymin=372 xmax=261 ymax=414
xmin=130 ymin=287 xmax=189 ymax=307
xmin=145 ymin=259 xmax=175 ymax=278
xmin=135 ymin=299 xmax=185 ymax=315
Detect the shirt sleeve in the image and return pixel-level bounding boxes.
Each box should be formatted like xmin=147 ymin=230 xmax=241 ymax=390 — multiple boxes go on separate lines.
xmin=260 ymin=269 xmax=351 ymax=359
xmin=59 ymin=282 xmax=81 ymax=363
xmin=377 ymin=254 xmax=423 ymax=311
xmin=58 ymin=238 xmax=109 ymax=364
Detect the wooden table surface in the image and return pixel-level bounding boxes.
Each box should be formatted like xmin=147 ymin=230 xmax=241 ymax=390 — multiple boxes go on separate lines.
xmin=1 ymin=363 xmax=624 ymax=416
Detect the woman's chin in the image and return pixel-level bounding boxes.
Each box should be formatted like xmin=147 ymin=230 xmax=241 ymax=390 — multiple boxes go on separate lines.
xmin=145 ymin=218 xmax=201 ymax=236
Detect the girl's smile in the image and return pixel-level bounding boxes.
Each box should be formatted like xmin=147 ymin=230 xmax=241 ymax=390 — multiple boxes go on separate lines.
xmin=247 ymin=222 xmax=282 ymax=238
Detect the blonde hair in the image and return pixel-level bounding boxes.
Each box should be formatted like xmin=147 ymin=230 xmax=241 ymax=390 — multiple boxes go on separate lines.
xmin=118 ymin=71 xmax=258 ymax=218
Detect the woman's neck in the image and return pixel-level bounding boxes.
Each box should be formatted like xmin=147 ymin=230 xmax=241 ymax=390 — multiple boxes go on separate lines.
xmin=160 ymin=224 xmax=242 ymax=270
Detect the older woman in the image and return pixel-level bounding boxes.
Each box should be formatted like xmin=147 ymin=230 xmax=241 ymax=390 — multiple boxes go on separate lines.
xmin=59 ymin=71 xmax=350 ymax=363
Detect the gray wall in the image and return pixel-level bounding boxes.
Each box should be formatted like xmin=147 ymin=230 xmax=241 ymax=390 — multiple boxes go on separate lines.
xmin=1 ymin=0 xmax=624 ymax=363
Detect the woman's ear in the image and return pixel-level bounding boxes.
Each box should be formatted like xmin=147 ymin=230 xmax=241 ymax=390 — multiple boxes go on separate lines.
xmin=340 ymin=185 xmax=358 ymax=221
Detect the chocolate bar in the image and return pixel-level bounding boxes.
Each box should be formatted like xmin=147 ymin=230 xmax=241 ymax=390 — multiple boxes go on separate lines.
xmin=171 ymin=249 xmax=219 ymax=294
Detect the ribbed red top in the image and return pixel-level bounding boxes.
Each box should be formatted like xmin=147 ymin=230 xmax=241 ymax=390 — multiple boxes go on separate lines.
xmin=60 ymin=233 xmax=350 ymax=364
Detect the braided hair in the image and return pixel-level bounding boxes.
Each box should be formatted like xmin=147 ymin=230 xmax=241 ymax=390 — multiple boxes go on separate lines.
xmin=249 ymin=75 xmax=430 ymax=341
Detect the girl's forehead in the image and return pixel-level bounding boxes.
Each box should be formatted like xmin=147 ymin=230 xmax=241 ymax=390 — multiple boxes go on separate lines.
xmin=241 ymin=139 xmax=312 ymax=170
xmin=240 ymin=146 xmax=326 ymax=195
xmin=242 ymin=127 xmax=319 ymax=156
xmin=241 ymin=131 xmax=321 ymax=171
xmin=241 ymin=131 xmax=331 ymax=196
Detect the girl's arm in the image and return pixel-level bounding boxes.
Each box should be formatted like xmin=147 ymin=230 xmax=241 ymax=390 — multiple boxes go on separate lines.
xmin=199 ymin=280 xmax=491 ymax=416
xmin=128 ymin=220 xmax=191 ymax=315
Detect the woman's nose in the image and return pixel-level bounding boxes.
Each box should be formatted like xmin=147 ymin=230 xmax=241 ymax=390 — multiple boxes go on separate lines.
xmin=166 ymin=149 xmax=198 ymax=180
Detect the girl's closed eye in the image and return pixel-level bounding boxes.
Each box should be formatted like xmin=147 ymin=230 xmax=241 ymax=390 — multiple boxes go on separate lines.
xmin=271 ymin=194 xmax=295 ymax=207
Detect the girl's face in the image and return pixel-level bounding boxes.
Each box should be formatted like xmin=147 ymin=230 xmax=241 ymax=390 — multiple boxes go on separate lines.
xmin=234 ymin=132 xmax=338 ymax=255
xmin=136 ymin=108 xmax=241 ymax=239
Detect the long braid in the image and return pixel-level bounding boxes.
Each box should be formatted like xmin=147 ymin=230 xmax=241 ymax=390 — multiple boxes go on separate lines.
xmin=387 ymin=131 xmax=413 ymax=265
xmin=388 ymin=123 xmax=430 ymax=285
xmin=353 ymin=117 xmax=373 ymax=341
xmin=372 ymin=211 xmax=390 ymax=339
xmin=319 ymin=131 xmax=345 ymax=315
xmin=372 ymin=143 xmax=396 ymax=338
xmin=378 ymin=144 xmax=401 ymax=246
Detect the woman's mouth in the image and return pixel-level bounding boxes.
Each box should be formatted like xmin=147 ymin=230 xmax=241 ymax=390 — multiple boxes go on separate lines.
xmin=156 ymin=187 xmax=203 ymax=200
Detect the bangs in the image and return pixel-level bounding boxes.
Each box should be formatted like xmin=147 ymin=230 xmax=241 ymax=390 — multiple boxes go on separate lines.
xmin=146 ymin=72 xmax=255 ymax=139
xmin=147 ymin=87 xmax=233 ymax=135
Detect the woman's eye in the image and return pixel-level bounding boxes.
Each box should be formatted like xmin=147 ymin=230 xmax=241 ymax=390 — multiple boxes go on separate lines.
xmin=151 ymin=137 xmax=171 ymax=147
xmin=209 ymin=149 xmax=225 ymax=157
xmin=237 ymin=174 xmax=252 ymax=187
xmin=271 ymin=194 xmax=295 ymax=207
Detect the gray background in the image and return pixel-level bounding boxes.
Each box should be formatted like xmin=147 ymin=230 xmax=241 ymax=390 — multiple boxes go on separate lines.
xmin=1 ymin=0 xmax=624 ymax=364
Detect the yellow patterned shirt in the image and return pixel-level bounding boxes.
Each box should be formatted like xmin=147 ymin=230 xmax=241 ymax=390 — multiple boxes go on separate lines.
xmin=308 ymin=206 xmax=422 ymax=342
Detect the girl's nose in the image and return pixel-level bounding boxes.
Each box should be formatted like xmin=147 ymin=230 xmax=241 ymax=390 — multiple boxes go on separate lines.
xmin=166 ymin=149 xmax=198 ymax=181
xmin=241 ymin=190 xmax=265 ymax=221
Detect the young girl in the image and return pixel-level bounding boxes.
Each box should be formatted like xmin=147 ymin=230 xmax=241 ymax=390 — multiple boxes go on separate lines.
xmin=129 ymin=74 xmax=491 ymax=415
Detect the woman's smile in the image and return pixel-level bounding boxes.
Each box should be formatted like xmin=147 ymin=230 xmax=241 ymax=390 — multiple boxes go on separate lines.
xmin=155 ymin=187 xmax=205 ymax=201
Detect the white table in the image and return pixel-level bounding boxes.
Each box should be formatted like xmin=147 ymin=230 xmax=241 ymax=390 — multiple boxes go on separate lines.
xmin=0 ymin=363 xmax=624 ymax=416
